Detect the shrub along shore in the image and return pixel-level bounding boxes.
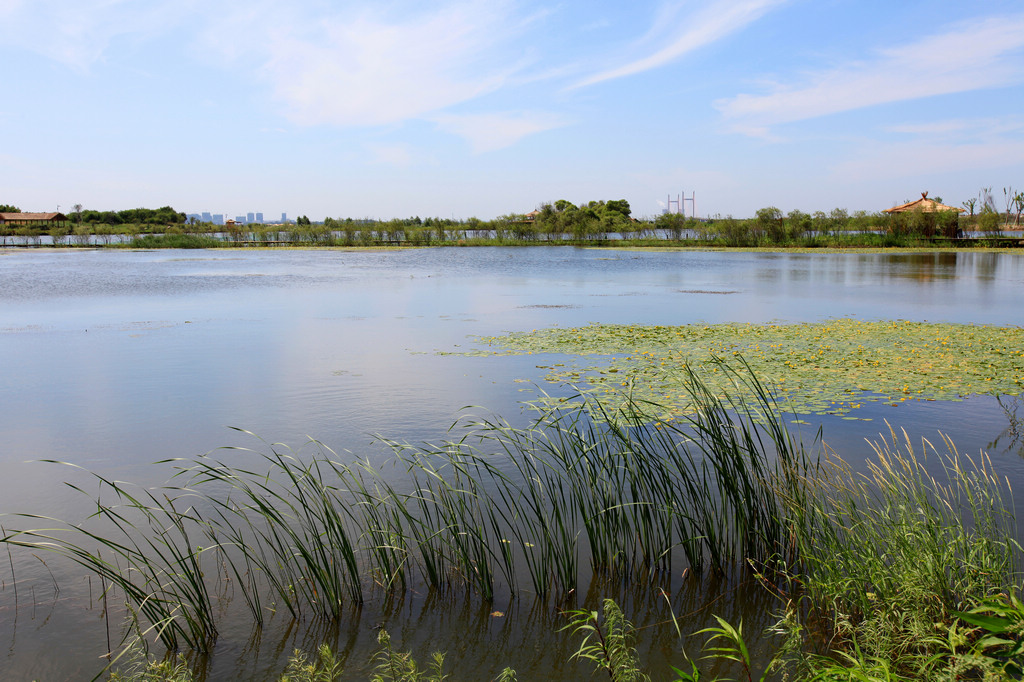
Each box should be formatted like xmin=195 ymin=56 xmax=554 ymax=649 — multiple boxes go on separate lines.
xmin=2 ymin=200 xmax=1023 ymax=249
xmin=3 ymin=364 xmax=1022 ymax=680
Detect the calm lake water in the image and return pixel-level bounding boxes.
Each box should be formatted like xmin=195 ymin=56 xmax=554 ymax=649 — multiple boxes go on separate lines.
xmin=1 ymin=246 xmax=1022 ymax=680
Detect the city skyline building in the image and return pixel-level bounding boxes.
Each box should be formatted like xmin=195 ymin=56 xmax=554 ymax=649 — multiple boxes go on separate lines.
xmin=190 ymin=210 xmax=278 ymax=224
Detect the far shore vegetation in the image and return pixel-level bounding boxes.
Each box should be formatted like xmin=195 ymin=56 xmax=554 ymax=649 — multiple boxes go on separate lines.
xmin=2 ymin=191 xmax=1024 ymax=249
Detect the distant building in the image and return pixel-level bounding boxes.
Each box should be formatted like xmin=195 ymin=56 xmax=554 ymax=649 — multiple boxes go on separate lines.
xmin=255 ymin=212 xmax=264 ymax=223
xmin=212 ymin=214 xmax=224 ymax=226
xmin=884 ymin=191 xmax=965 ymax=239
xmin=281 ymin=212 xmax=287 ymax=223
xmin=247 ymin=212 xmax=255 ymax=223
xmin=235 ymin=216 xmax=246 ymax=224
xmin=0 ymin=212 xmax=67 ymax=227
xmin=201 ymin=212 xmax=212 ymax=223
xmin=884 ymin=192 xmax=964 ymax=215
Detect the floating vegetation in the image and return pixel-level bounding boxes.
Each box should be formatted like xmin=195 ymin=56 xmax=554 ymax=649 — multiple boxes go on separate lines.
xmin=517 ymin=304 xmax=581 ymax=309
xmin=675 ymin=289 xmax=740 ymax=295
xmin=464 ymin=319 xmax=1024 ymax=417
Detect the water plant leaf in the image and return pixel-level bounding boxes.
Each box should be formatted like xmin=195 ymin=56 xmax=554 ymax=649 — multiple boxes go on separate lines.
xmin=466 ymin=319 xmax=1024 ymax=417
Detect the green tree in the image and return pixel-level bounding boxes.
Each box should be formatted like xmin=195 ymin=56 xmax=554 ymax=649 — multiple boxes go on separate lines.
xmin=786 ymin=209 xmax=812 ymax=240
xmin=828 ymin=207 xmax=850 ymax=233
xmin=49 ymin=223 xmax=70 ymax=246
xmin=0 ymin=204 xmax=21 ymax=213
xmin=962 ymin=197 xmax=977 ymax=217
xmin=655 ymin=212 xmax=687 ymax=240
xmin=755 ymin=206 xmax=784 ymax=242
xmin=604 ymin=199 xmax=631 ymax=219
xmin=153 ymin=206 xmax=185 ymax=224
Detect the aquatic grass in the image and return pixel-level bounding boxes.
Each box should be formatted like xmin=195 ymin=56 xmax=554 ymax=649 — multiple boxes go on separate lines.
xmin=4 ymin=361 xmax=1023 ymax=681
xmin=392 ymin=360 xmax=815 ymax=592
xmin=2 ymin=362 xmax=816 ymax=654
xmin=778 ymin=425 xmax=1021 ymax=677
xmin=0 ymin=463 xmax=220 ymax=651
xmin=172 ymin=435 xmax=372 ymax=619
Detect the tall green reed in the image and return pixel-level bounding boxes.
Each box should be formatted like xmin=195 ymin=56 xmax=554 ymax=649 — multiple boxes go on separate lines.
xmin=1 ymin=363 xmax=816 ymax=653
xmin=1 ymin=463 xmax=220 ymax=651
xmin=778 ymin=424 xmax=1021 ymax=676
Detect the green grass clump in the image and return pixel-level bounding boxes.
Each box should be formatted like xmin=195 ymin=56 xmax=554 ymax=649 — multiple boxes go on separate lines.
xmin=109 ymin=653 xmax=194 ymax=682
xmin=2 ymin=364 xmax=809 ymax=654
xmin=281 ymin=644 xmax=345 ymax=682
xmin=771 ymin=427 xmax=1021 ymax=680
xmin=126 ymin=234 xmax=222 ymax=249
xmin=564 ymin=599 xmax=649 ymax=682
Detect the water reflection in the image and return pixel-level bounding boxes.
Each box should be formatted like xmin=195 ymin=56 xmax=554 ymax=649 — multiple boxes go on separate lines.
xmin=188 ymin=571 xmax=777 ymax=681
xmin=1 ymin=247 xmax=1023 ymax=679
xmin=988 ymin=396 xmax=1024 ymax=458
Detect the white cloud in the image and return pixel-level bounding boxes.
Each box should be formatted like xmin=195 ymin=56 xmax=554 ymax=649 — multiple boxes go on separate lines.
xmin=2 ymin=1 xmax=543 ymax=133
xmin=883 ymin=117 xmax=1024 ymax=138
xmin=717 ymin=14 xmax=1024 ymax=134
xmin=255 ymin=2 xmax=532 ymax=127
xmin=571 ymin=0 xmax=788 ymax=89
xmin=884 ymin=120 xmax=980 ymax=136
xmin=432 ymin=111 xmax=568 ymax=152
xmin=0 ymin=0 xmax=196 ymax=71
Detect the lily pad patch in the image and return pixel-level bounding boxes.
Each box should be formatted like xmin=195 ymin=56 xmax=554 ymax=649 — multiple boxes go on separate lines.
xmin=463 ymin=319 xmax=1024 ymax=417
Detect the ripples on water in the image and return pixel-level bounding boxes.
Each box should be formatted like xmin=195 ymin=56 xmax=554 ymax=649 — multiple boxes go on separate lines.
xmin=0 ymin=247 xmax=1022 ymax=679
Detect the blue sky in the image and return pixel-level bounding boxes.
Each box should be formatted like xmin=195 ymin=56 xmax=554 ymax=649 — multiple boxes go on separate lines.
xmin=2 ymin=0 xmax=1023 ymax=220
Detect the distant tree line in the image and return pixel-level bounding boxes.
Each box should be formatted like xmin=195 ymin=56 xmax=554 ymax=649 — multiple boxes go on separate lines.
xmin=76 ymin=206 xmax=186 ymax=225
xmin=2 ymin=194 xmax=1021 ymax=249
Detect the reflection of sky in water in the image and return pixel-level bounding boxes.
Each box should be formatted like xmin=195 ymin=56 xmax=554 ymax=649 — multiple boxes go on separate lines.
xmin=1 ymin=247 xmax=1022 ymax=496
xmin=1 ymin=247 xmax=1024 ymax=678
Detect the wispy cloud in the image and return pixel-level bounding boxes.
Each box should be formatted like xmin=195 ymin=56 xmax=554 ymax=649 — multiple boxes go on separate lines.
xmin=829 ymin=115 xmax=1024 ymax=183
xmin=717 ymin=14 xmax=1024 ymax=135
xmin=254 ymin=2 xmax=533 ymax=127
xmin=432 ymin=111 xmax=568 ymax=152
xmin=4 ymin=1 xmax=546 ymax=135
xmin=571 ymin=0 xmax=788 ymax=89
xmin=883 ymin=117 xmax=1024 ymax=138
xmin=0 ymin=0 xmax=195 ymax=71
